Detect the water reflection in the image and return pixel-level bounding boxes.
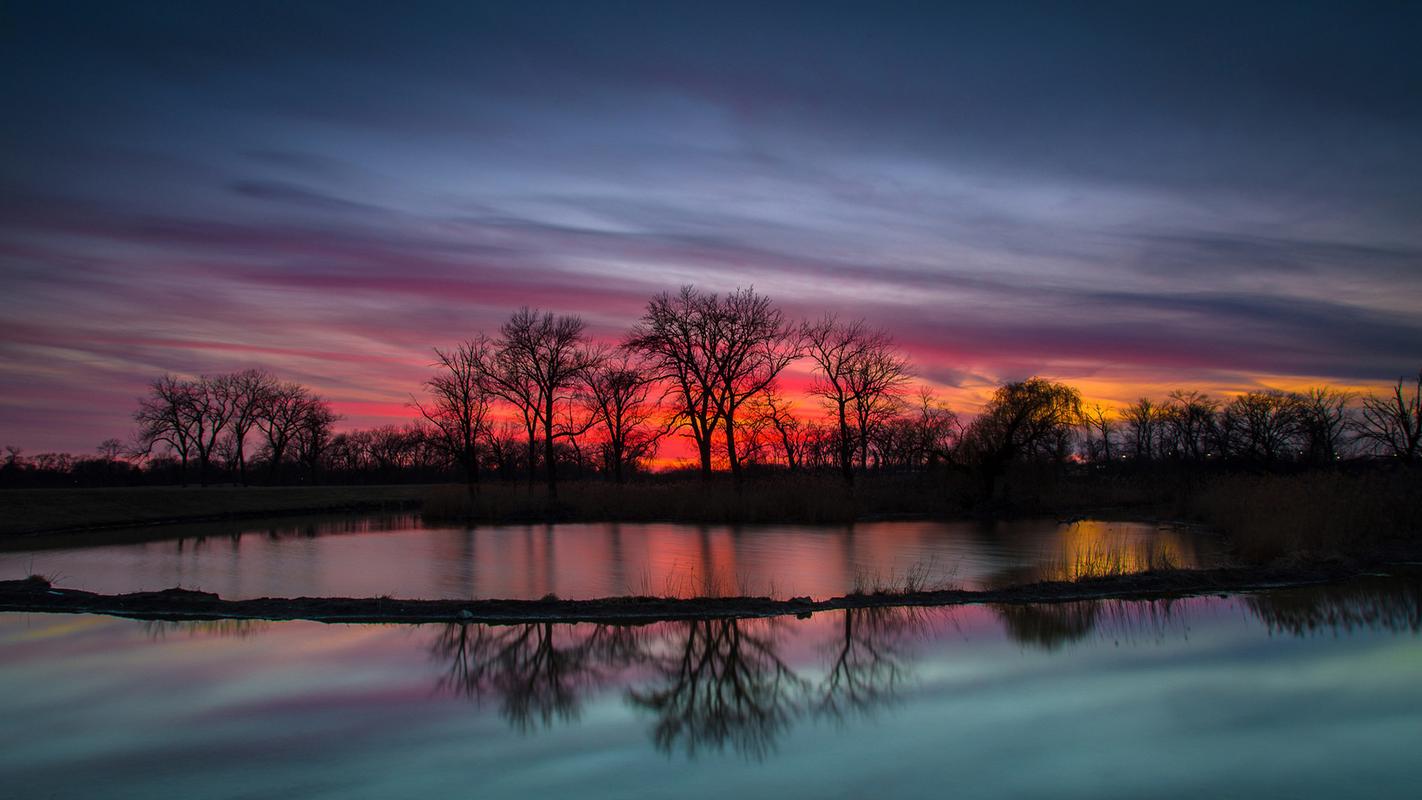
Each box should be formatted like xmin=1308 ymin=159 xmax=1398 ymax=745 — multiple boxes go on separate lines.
xmin=433 ymin=622 xmax=641 ymax=732
xmin=991 ymin=599 xmax=1189 ymax=651
xmin=0 ymin=516 xmax=1223 ymax=601
xmin=1245 ymin=575 xmax=1422 ymax=636
xmin=143 ymin=618 xmax=271 ymax=640
xmin=410 ymin=574 xmax=1422 ymax=759
xmin=4 ymin=578 xmax=1419 ymax=800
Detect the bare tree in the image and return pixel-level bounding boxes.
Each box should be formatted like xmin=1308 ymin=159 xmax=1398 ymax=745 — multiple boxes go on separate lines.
xmin=760 ymin=386 xmax=805 ymax=471
xmin=224 ymin=368 xmax=277 ymax=485
xmin=1294 ymin=387 xmax=1352 ymax=465
xmin=416 ymin=338 xmax=496 ymax=496
xmin=1162 ymin=390 xmax=1217 ymax=462
xmin=802 ymin=316 xmax=906 ymax=483
xmin=1083 ymin=403 xmax=1115 ymax=463
xmin=627 ymin=287 xmax=723 ymax=480
xmin=706 ymin=288 xmax=802 ymax=483
xmin=494 ymin=308 xmax=598 ymax=497
xmin=133 ymin=375 xmax=198 ymax=485
xmin=293 ymin=395 xmax=339 ymax=484
xmin=580 ymin=348 xmax=662 ymax=483
xmin=1120 ymin=397 xmax=1162 ymax=462
xmin=482 ymin=335 xmax=544 ymax=487
xmin=912 ymin=388 xmax=960 ymax=468
xmin=846 ymin=342 xmax=911 ymax=471
xmin=1226 ymin=390 xmax=1301 ymax=466
xmin=256 ymin=381 xmax=312 ymax=483
xmin=1356 ymin=371 xmax=1422 ymax=463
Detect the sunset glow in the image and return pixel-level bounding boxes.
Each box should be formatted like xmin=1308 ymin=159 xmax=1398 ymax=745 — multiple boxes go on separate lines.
xmin=3 ymin=3 xmax=1419 ymax=454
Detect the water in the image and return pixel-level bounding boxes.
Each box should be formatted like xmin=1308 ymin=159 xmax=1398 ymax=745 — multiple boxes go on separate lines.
xmin=1 ymin=575 xmax=1418 ymax=799
xmin=0 ymin=515 xmax=1219 ymax=600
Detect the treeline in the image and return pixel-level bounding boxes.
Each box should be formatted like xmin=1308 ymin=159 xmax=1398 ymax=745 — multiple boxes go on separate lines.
xmin=2 ymin=285 xmax=1418 ymax=493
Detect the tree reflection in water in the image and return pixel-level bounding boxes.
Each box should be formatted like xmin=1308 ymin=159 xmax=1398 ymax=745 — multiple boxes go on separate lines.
xmin=992 ymin=598 xmax=1187 ymax=651
xmin=1245 ymin=575 xmax=1421 ymax=636
xmin=423 ymin=575 xmax=1422 ymax=756
xmin=429 ymin=607 xmax=929 ymax=759
xmin=629 ymin=618 xmax=807 ymax=759
xmin=432 ymin=622 xmax=644 ymax=732
xmin=814 ymin=607 xmax=926 ymax=720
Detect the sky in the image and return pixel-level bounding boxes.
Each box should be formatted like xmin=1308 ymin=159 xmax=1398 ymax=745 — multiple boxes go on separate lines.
xmin=2 ymin=0 xmax=1421 ymax=454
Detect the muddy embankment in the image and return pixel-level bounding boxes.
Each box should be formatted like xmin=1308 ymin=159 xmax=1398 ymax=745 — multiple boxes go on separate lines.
xmin=5 ymin=563 xmax=1412 ymax=625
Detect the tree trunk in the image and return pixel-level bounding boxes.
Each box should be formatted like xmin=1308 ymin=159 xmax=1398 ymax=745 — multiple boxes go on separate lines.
xmin=543 ymin=400 xmax=558 ymax=499
xmin=697 ymin=434 xmax=713 ymax=480
xmin=724 ymin=414 xmax=742 ymax=485
xmin=837 ymin=403 xmax=854 ymax=485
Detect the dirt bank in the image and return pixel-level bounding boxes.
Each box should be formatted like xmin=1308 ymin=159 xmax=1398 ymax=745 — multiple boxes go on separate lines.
xmin=3 ymin=564 xmax=1404 ymax=625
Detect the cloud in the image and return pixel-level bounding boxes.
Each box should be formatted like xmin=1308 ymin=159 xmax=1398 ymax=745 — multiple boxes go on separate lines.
xmin=2 ymin=1 xmax=1420 ymax=450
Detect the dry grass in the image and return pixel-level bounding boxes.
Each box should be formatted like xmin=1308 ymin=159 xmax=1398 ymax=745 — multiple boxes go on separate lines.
xmin=423 ymin=473 xmax=956 ymax=526
xmin=0 ymin=485 xmax=428 ymax=537
xmin=1186 ymin=471 xmax=1422 ymax=565
xmin=1053 ymin=537 xmax=1180 ymax=580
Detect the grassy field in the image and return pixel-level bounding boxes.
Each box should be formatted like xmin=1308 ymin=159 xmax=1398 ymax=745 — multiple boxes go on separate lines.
xmin=424 ymin=470 xmax=1422 ymax=566
xmin=4 ymin=471 xmax=1417 ymax=568
xmin=422 ymin=473 xmax=959 ymax=526
xmin=0 ymin=485 xmax=429 ymax=537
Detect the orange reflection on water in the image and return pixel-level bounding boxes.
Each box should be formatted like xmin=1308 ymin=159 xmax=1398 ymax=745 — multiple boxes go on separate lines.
xmin=2 ymin=517 xmax=1224 ymax=602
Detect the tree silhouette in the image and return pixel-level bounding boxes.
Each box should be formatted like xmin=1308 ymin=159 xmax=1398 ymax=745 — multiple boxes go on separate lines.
xmin=416 ymin=338 xmax=496 ymax=496
xmin=960 ymin=378 xmax=1082 ymax=500
xmin=1356 ymin=371 xmax=1422 ymax=463
xmin=627 ymin=287 xmax=726 ymax=480
xmin=627 ymin=618 xmax=807 ymax=759
xmin=492 ymin=308 xmax=598 ymax=497
xmin=133 ymin=375 xmax=198 ymax=485
xmin=580 ymin=348 xmax=662 ymax=483
xmin=803 ymin=316 xmax=907 ymax=484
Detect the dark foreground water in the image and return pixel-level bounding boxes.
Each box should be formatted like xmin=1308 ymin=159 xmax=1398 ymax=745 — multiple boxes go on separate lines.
xmin=0 ymin=516 xmax=1219 ymax=600
xmin=1 ymin=576 xmax=1419 ymax=799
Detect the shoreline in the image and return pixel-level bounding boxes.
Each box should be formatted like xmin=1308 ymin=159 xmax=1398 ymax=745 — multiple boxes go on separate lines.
xmin=4 ymin=564 xmax=1410 ymax=625
xmin=0 ymin=485 xmax=429 ymax=538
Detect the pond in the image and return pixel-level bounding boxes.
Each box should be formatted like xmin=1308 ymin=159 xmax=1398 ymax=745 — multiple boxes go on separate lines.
xmin=1 ymin=574 xmax=1418 ymax=799
xmin=0 ymin=515 xmax=1221 ymax=600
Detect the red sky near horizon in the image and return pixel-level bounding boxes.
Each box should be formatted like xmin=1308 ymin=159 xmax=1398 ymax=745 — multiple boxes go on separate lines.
xmin=2 ymin=3 xmax=1420 ymax=455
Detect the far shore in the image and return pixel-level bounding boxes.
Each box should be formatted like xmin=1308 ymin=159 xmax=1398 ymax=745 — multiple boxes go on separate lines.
xmin=0 ymin=484 xmax=429 ymax=538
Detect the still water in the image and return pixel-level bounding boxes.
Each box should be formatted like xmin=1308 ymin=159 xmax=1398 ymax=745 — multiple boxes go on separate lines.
xmin=0 ymin=515 xmax=1219 ymax=600
xmin=1 ymin=576 xmax=1418 ymax=799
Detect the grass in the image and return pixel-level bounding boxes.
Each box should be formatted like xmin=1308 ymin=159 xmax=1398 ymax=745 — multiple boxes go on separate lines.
xmin=0 ymin=484 xmax=429 ymax=537
xmin=422 ymin=473 xmax=956 ymax=526
xmin=1055 ymin=536 xmax=1180 ymax=580
xmin=426 ymin=469 xmax=1422 ymax=569
xmin=1184 ymin=471 xmax=1422 ymax=565
xmin=6 ymin=469 xmax=1417 ymax=571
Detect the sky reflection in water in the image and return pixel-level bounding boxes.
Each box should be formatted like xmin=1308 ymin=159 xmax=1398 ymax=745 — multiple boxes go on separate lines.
xmin=0 ymin=575 xmax=1419 ymax=799
xmin=0 ymin=516 xmax=1219 ymax=600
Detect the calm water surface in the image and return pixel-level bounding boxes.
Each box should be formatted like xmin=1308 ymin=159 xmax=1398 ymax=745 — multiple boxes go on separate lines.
xmin=1 ymin=576 xmax=1419 ymax=799
xmin=0 ymin=515 xmax=1220 ymax=600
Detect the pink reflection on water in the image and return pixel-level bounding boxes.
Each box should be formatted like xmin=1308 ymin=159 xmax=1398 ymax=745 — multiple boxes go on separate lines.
xmin=1 ymin=516 xmax=1220 ymax=601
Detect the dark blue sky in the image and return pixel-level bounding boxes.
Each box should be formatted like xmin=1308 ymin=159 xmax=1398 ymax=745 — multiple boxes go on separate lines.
xmin=2 ymin=1 xmax=1420 ymax=450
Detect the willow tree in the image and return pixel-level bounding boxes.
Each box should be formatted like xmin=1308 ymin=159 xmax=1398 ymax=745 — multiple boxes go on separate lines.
xmin=960 ymin=378 xmax=1082 ymax=500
